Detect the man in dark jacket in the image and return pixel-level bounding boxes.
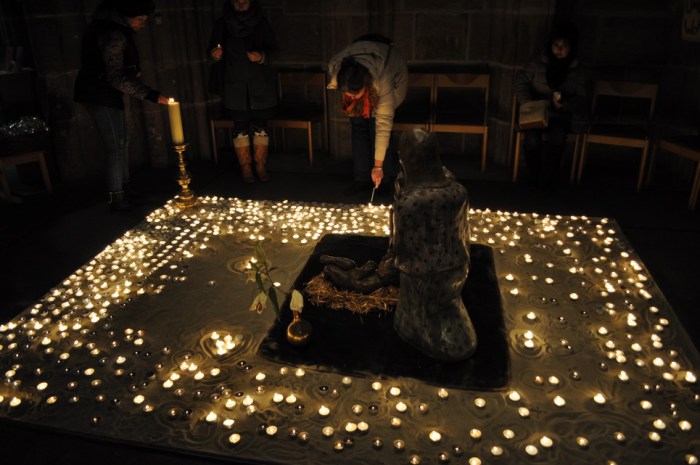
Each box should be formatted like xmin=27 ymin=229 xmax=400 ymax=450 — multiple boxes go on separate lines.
xmin=74 ymin=0 xmax=169 ymax=211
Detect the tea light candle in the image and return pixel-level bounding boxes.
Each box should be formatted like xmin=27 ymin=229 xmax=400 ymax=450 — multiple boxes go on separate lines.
xmin=167 ymin=98 xmax=184 ymax=144
xmin=429 ymin=430 xmax=442 ymax=442
xmin=318 ymin=405 xmax=330 ymax=416
xmin=593 ymin=393 xmax=606 ymax=404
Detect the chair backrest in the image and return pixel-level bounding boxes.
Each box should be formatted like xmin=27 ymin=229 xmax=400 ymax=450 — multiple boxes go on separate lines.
xmin=277 ymin=71 xmax=327 ymax=108
xmin=394 ymin=73 xmax=434 ymax=124
xmin=434 ymin=73 xmax=489 ymax=125
xmin=591 ymin=80 xmax=658 ymax=124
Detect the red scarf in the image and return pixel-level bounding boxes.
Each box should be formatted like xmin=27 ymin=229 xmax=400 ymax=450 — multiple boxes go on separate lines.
xmin=342 ymin=86 xmax=378 ymax=118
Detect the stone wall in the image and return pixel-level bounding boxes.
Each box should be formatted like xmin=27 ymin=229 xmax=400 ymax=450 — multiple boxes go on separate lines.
xmin=14 ymin=0 xmax=699 ymax=183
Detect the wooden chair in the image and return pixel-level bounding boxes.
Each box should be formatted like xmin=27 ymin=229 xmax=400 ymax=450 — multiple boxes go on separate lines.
xmin=267 ymin=70 xmax=328 ymax=166
xmin=393 ymin=73 xmax=434 ymax=131
xmin=0 ymin=70 xmax=53 ymax=198
xmin=508 ymin=95 xmax=581 ymax=183
xmin=649 ymin=135 xmax=700 ymax=210
xmin=0 ymin=149 xmax=53 ymax=199
xmin=576 ymin=80 xmax=658 ymax=192
xmin=431 ymin=72 xmax=490 ymax=172
xmin=209 ymin=119 xmax=235 ymax=164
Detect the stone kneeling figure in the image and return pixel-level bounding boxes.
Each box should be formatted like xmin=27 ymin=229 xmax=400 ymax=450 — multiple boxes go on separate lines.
xmin=392 ymin=129 xmax=477 ymax=361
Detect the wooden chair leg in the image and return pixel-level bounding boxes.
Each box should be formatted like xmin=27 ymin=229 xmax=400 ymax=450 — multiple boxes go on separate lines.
xmin=645 ymin=141 xmax=659 ymax=188
xmin=480 ymin=128 xmax=488 ymax=173
xmin=569 ymin=134 xmax=581 ymax=185
xmin=37 ymin=151 xmax=53 ymax=194
xmin=210 ymin=121 xmax=219 ymax=164
xmin=690 ymin=161 xmax=700 ymax=211
xmin=307 ymin=123 xmax=314 ymax=166
xmin=577 ymin=136 xmax=588 ymax=184
xmin=636 ymin=141 xmax=650 ymax=193
xmin=512 ymin=131 xmax=521 ymax=182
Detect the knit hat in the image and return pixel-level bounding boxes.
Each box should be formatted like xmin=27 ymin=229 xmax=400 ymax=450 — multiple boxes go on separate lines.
xmin=116 ymin=0 xmax=156 ymax=18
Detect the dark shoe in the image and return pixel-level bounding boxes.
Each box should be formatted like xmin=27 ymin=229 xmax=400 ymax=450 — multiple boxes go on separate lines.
xmin=343 ymin=181 xmax=372 ymax=196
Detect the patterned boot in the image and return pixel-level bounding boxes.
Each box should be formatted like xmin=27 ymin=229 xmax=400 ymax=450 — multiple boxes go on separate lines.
xmin=233 ymin=133 xmax=255 ymax=183
xmin=253 ymin=130 xmax=270 ymax=182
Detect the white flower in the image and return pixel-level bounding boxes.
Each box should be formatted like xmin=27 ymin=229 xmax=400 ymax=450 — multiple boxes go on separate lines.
xmin=250 ymin=292 xmax=268 ymax=314
xmin=290 ymin=290 xmax=304 ymax=312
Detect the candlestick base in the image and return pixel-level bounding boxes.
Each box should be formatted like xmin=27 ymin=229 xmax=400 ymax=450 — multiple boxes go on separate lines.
xmin=173 ymin=143 xmax=196 ymax=208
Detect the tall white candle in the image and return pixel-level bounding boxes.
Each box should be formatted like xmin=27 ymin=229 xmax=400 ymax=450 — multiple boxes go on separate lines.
xmin=167 ymin=98 xmax=184 ymax=144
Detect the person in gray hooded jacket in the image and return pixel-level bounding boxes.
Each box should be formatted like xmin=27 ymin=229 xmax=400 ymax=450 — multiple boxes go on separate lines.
xmin=327 ymin=34 xmax=408 ymax=194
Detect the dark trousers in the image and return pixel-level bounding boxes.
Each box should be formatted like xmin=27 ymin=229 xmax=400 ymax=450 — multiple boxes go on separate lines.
xmin=523 ymin=114 xmax=572 ymax=185
xmin=350 ymin=117 xmax=376 ymax=182
xmin=83 ymin=103 xmax=128 ymax=193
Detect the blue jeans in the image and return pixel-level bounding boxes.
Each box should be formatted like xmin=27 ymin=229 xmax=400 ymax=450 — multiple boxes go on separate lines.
xmin=83 ymin=104 xmax=128 ymax=192
xmin=350 ymin=117 xmax=376 ymax=182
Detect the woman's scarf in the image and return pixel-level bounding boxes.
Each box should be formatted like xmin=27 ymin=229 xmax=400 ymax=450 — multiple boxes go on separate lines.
xmin=342 ymin=86 xmax=378 ymax=118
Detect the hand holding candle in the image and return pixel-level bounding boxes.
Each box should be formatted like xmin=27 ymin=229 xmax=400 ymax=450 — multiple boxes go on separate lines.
xmin=167 ymin=98 xmax=185 ymax=145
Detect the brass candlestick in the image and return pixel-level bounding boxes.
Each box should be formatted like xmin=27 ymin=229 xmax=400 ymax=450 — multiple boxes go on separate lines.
xmin=173 ymin=143 xmax=196 ymax=208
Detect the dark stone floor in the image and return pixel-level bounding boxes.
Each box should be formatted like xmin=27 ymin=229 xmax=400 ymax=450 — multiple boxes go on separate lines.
xmin=1 ymin=147 xmax=699 ymax=464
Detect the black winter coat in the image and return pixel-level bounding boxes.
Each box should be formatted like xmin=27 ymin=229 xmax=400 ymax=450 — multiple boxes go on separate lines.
xmin=74 ymin=7 xmax=159 ymax=109
xmin=208 ymin=8 xmax=278 ymax=112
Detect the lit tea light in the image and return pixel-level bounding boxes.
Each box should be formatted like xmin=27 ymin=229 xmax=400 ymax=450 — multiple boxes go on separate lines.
xmin=266 ymin=425 xmax=278 ymax=436
xmin=225 ymin=399 xmax=236 ymax=409
xmin=640 ymin=400 xmax=652 ymax=410
xmin=396 ymin=401 xmax=407 ymax=412
xmin=653 ymin=419 xmax=666 ymax=430
xmin=255 ymin=372 xmax=266 ymax=381
xmin=133 ymin=395 xmax=145 ymax=404
xmin=679 ymin=420 xmax=692 ymax=431
xmin=548 ymin=376 xmax=560 ymax=385
xmin=429 ymin=430 xmax=442 ymax=442
xmin=491 ymin=446 xmax=503 ymax=456
xmin=468 ymin=458 xmax=481 ymax=465
xmin=322 ymin=426 xmax=334 ymax=437
xmin=242 ymin=395 xmax=254 ymax=406
xmin=576 ymin=437 xmax=588 ymax=448
xmin=228 ymin=433 xmax=241 ymax=444
xmin=206 ymin=411 xmax=217 ymax=423
xmin=470 ymin=428 xmax=482 ymax=439
xmin=540 ymin=436 xmax=553 ymax=448
xmin=295 ymin=368 xmax=305 ymax=377
xmin=357 ymin=421 xmax=369 ymax=432
xmin=569 ymin=293 xmax=579 ymax=300
xmin=593 ymin=393 xmax=606 ymax=404
xmin=648 ymin=431 xmax=661 ymax=442
xmin=618 ymin=371 xmax=629 ymax=382
xmin=518 ymin=407 xmax=530 ymax=418
xmin=389 ymin=386 xmax=401 ymax=396
xmin=474 ymin=397 xmax=486 ymax=408
xmin=686 ymin=454 xmax=698 ymax=465
xmin=508 ymin=390 xmax=521 ymax=401
xmin=371 ymin=381 xmax=382 ymax=391
xmin=503 ymin=429 xmax=515 ymax=439
xmin=685 ymin=372 xmax=696 ymax=383
xmin=526 ymin=312 xmax=537 ymax=320
xmin=318 ymin=405 xmax=330 ymax=417
xmin=505 ymin=274 xmax=514 ymax=281
xmin=272 ymin=393 xmax=284 ymax=403
xmin=614 ymin=432 xmax=626 ymax=442
xmin=285 ymin=394 xmax=297 ymax=404
xmin=390 ymin=417 xmax=402 ymax=428
xmin=345 ymin=422 xmax=357 ymax=433
xmin=553 ymin=396 xmax=566 ymax=407
xmin=525 ymin=445 xmax=538 ymax=456
xmin=437 ymin=388 xmax=449 ymax=399
xmin=342 ymin=376 xmax=352 ymax=385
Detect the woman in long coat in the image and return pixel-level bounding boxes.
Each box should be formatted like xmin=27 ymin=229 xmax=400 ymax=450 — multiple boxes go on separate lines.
xmin=208 ymin=0 xmax=278 ymax=183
